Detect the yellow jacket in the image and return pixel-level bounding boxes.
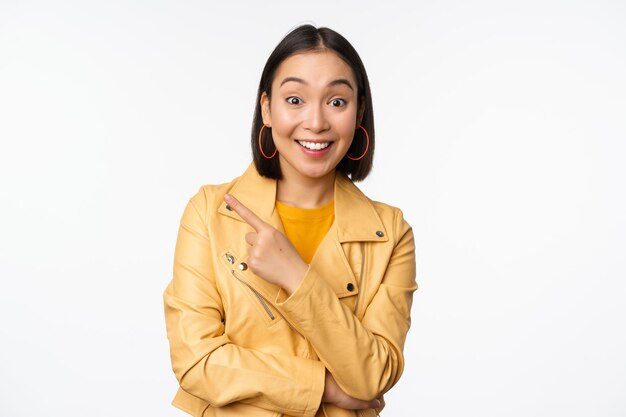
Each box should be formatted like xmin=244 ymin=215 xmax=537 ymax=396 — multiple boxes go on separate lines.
xmin=163 ymin=163 xmax=417 ymax=417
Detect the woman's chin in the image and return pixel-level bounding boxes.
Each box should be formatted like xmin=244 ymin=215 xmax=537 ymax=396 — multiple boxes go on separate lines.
xmin=295 ymin=165 xmax=336 ymax=181
xmin=278 ymin=156 xmax=336 ymax=181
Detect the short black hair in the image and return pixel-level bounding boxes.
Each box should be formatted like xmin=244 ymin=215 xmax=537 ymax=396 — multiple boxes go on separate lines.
xmin=251 ymin=24 xmax=375 ymax=182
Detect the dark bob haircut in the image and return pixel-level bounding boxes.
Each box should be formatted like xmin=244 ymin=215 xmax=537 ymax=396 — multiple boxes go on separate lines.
xmin=251 ymin=24 xmax=375 ymax=182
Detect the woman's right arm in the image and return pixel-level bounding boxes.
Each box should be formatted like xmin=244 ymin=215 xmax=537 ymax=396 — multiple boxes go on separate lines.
xmin=163 ymin=188 xmax=325 ymax=417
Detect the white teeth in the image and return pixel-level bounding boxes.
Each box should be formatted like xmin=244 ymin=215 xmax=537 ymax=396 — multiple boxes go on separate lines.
xmin=298 ymin=140 xmax=330 ymax=150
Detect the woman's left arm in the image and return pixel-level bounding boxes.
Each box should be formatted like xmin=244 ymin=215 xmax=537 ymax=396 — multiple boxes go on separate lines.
xmin=275 ymin=208 xmax=417 ymax=401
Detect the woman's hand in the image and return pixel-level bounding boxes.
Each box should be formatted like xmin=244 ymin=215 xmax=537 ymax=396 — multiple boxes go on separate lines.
xmin=224 ymin=194 xmax=307 ymax=294
xmin=323 ymin=369 xmax=382 ymax=410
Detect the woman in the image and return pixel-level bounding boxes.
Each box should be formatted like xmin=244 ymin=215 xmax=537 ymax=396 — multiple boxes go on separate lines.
xmin=163 ymin=24 xmax=417 ymax=417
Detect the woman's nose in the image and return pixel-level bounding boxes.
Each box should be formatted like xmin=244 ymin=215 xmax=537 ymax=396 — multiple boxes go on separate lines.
xmin=304 ymin=104 xmax=329 ymax=133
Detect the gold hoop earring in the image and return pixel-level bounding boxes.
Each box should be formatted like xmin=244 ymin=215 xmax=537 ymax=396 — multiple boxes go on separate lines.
xmin=258 ymin=124 xmax=277 ymax=159
xmin=346 ymin=125 xmax=370 ymax=161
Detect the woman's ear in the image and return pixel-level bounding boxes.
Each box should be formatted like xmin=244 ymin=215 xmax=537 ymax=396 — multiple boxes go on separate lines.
xmin=356 ymin=97 xmax=365 ymax=126
xmin=260 ymin=92 xmax=271 ymax=126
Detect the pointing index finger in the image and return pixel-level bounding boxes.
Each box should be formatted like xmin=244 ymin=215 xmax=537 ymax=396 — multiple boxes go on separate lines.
xmin=224 ymin=194 xmax=267 ymax=231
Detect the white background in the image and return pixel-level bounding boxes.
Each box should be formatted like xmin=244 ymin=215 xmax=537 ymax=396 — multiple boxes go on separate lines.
xmin=1 ymin=1 xmax=625 ymax=416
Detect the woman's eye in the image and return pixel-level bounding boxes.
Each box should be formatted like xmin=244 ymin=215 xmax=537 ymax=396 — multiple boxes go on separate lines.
xmin=329 ymin=98 xmax=346 ymax=107
xmin=286 ymin=96 xmax=302 ymax=105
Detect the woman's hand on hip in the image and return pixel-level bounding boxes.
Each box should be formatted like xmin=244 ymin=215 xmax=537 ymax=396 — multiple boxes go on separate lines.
xmin=225 ymin=194 xmax=307 ymax=294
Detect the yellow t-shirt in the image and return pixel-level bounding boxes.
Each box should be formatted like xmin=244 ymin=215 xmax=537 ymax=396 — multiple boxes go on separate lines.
xmin=275 ymin=199 xmax=334 ymax=264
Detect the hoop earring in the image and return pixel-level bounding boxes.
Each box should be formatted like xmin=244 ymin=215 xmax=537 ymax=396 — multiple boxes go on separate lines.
xmin=258 ymin=124 xmax=277 ymax=159
xmin=346 ymin=125 xmax=370 ymax=161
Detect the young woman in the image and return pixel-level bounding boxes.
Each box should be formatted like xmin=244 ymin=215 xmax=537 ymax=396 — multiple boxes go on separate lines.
xmin=163 ymin=24 xmax=417 ymax=417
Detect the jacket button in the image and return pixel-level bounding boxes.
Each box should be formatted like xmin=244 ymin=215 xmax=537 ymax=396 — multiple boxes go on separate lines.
xmin=376 ymin=230 xmax=384 ymax=237
xmin=238 ymin=262 xmax=248 ymax=271
xmin=225 ymin=254 xmax=235 ymax=264
xmin=346 ymin=283 xmax=355 ymax=291
xmin=226 ymin=204 xmax=233 ymax=211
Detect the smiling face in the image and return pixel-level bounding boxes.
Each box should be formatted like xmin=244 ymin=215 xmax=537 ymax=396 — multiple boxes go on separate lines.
xmin=261 ymin=50 xmax=364 ymax=183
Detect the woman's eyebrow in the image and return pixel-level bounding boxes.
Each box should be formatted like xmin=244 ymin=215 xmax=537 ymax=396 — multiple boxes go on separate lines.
xmin=279 ymin=77 xmax=354 ymax=90
xmin=328 ymin=79 xmax=354 ymax=90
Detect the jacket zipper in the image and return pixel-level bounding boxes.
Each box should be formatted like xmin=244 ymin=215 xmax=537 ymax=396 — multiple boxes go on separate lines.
xmin=353 ymin=242 xmax=366 ymax=316
xmin=230 ymin=271 xmax=304 ymax=337
xmin=228 ymin=263 xmax=318 ymax=348
xmin=231 ymin=270 xmax=275 ymax=320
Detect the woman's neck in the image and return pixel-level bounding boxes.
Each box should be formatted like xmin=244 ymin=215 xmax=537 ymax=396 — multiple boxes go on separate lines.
xmin=276 ymin=167 xmax=335 ymax=209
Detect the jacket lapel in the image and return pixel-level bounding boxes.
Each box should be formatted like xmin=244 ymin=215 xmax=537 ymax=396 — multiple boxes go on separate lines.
xmin=333 ymin=172 xmax=388 ymax=244
xmin=217 ymin=163 xmax=286 ymax=234
xmin=308 ymin=172 xmax=390 ymax=299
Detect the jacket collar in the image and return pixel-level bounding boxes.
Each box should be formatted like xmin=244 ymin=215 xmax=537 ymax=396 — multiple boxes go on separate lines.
xmin=217 ymin=163 xmax=388 ymax=243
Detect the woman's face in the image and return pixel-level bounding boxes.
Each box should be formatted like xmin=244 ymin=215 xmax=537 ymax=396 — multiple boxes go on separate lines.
xmin=261 ymin=50 xmax=363 ymax=182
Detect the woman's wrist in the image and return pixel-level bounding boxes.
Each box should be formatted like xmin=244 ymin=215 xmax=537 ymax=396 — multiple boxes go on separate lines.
xmin=282 ymin=261 xmax=308 ymax=295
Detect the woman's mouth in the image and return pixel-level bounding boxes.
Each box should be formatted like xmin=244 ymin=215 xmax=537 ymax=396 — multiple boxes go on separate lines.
xmin=296 ymin=140 xmax=334 ymax=158
xmin=297 ymin=140 xmax=332 ymax=150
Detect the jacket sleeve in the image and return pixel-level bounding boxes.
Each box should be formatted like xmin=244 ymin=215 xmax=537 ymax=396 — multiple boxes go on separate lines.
xmin=274 ymin=208 xmax=417 ymax=401
xmin=163 ymin=187 xmax=325 ymax=417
